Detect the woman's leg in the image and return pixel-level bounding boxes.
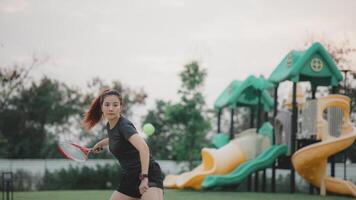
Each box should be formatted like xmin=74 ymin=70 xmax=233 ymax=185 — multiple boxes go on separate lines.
xmin=141 ymin=187 xmax=164 ymax=200
xmin=109 ymin=191 xmax=140 ymax=200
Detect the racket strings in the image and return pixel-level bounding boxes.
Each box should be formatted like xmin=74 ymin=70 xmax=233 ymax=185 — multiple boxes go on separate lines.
xmin=59 ymin=143 xmax=88 ymax=162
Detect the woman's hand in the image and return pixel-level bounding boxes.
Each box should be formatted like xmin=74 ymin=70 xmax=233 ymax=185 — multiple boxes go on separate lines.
xmin=92 ymin=143 xmax=103 ymax=153
xmin=91 ymin=138 xmax=108 ymax=153
xmin=139 ymin=178 xmax=149 ymax=194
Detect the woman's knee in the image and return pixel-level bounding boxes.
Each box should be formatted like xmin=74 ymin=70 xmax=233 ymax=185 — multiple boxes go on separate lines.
xmin=141 ymin=187 xmax=164 ymax=200
xmin=110 ymin=191 xmax=139 ymax=200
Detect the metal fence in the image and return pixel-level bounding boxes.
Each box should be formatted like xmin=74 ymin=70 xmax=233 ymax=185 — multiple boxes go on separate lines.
xmin=0 ymin=159 xmax=188 ymax=176
xmin=0 ymin=159 xmax=355 ymax=192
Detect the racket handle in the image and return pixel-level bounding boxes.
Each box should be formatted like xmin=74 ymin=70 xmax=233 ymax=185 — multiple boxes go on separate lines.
xmin=91 ymin=146 xmax=103 ymax=152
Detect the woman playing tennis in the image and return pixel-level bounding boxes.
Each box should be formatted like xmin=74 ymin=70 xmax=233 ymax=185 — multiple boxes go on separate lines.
xmin=82 ymin=89 xmax=164 ymax=200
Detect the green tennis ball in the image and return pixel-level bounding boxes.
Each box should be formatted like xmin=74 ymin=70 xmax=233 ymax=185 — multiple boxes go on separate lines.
xmin=143 ymin=123 xmax=155 ymax=136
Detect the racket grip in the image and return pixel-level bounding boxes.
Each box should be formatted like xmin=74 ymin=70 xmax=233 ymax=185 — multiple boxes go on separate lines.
xmin=92 ymin=146 xmax=103 ymax=152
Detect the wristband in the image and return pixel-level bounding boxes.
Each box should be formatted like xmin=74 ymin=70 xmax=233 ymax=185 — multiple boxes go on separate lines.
xmin=139 ymin=173 xmax=148 ymax=181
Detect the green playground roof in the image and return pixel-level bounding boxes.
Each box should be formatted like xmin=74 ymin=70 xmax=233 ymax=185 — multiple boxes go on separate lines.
xmin=214 ymin=80 xmax=242 ymax=110
xmin=268 ymin=42 xmax=343 ymax=86
xmin=214 ymin=75 xmax=274 ymax=112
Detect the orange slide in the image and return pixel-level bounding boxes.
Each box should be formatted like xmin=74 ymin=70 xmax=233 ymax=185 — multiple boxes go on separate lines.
xmin=292 ymin=95 xmax=356 ymax=197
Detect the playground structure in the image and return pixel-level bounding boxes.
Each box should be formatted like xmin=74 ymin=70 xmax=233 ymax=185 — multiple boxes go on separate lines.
xmin=268 ymin=42 xmax=356 ymax=197
xmin=164 ymin=75 xmax=281 ymax=190
xmin=164 ymin=125 xmax=273 ymax=190
xmin=163 ymin=42 xmax=356 ymax=198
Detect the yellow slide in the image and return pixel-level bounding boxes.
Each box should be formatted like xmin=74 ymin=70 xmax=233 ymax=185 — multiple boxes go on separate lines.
xmin=292 ymin=95 xmax=356 ymax=197
xmin=164 ymin=129 xmax=271 ymax=190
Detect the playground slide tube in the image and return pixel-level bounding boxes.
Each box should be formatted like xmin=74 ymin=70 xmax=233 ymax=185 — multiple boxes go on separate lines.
xmin=202 ymin=144 xmax=287 ymax=189
xmin=164 ymin=137 xmax=248 ymax=190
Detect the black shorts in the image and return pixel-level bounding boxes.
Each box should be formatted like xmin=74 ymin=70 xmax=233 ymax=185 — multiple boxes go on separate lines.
xmin=117 ymin=161 xmax=164 ymax=198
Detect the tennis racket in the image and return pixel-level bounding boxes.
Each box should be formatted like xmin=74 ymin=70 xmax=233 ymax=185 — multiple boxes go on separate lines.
xmin=58 ymin=142 xmax=102 ymax=162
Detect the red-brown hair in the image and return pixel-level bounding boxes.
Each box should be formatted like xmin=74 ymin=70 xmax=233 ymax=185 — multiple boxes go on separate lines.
xmin=82 ymin=89 xmax=123 ymax=131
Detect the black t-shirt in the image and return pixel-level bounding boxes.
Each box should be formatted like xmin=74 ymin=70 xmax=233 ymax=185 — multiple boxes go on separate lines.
xmin=107 ymin=116 xmax=153 ymax=172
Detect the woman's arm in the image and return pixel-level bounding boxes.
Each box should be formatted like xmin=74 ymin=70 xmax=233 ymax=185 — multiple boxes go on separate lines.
xmin=128 ymin=134 xmax=150 ymax=175
xmin=128 ymin=134 xmax=150 ymax=194
xmin=92 ymin=138 xmax=109 ymax=153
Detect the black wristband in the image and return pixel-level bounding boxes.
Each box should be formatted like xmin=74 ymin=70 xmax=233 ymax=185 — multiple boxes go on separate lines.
xmin=139 ymin=174 xmax=148 ymax=181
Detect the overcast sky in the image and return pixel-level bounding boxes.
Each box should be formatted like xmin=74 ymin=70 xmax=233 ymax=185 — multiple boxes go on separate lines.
xmin=1 ymin=0 xmax=356 ymax=121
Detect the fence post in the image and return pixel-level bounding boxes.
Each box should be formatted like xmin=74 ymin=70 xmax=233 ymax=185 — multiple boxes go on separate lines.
xmin=2 ymin=172 xmax=14 ymax=200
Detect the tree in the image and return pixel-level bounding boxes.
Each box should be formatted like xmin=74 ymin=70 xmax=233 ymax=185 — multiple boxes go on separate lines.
xmin=0 ymin=59 xmax=147 ymax=158
xmin=173 ymin=62 xmax=211 ymax=165
xmin=144 ymin=61 xmax=211 ymax=168
xmin=0 ymin=55 xmax=49 ymax=110
xmin=143 ymin=100 xmax=173 ymax=160
xmin=0 ymin=77 xmax=82 ymax=158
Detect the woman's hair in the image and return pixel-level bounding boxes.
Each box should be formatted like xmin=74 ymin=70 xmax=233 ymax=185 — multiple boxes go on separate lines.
xmin=82 ymin=89 xmax=123 ymax=131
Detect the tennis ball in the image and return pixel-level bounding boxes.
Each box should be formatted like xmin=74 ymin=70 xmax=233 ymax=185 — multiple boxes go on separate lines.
xmin=143 ymin=123 xmax=155 ymax=136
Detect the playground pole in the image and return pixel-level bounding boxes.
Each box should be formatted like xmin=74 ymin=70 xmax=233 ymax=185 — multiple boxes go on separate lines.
xmin=309 ymin=85 xmax=317 ymax=195
xmin=290 ymin=82 xmax=297 ymax=193
xmin=262 ymin=111 xmax=268 ymax=192
xmin=257 ymin=90 xmax=262 ymax=130
xmin=229 ymin=108 xmax=235 ymax=139
xmin=250 ymin=107 xmax=255 ymax=128
xmin=311 ymin=86 xmax=316 ymax=99
xmin=247 ymin=107 xmax=255 ymax=191
xmin=330 ymin=86 xmax=338 ymax=177
xmin=264 ymin=112 xmax=269 ymax=123
xmin=254 ymin=171 xmax=259 ymax=192
xmin=342 ymin=69 xmax=350 ymax=180
xmin=272 ymin=84 xmax=279 ymax=193
xmin=254 ymin=90 xmax=262 ymax=192
xmin=217 ymin=109 xmax=222 ymax=133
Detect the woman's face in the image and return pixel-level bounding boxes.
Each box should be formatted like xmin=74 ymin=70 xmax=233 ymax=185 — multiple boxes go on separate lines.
xmin=101 ymin=95 xmax=122 ymax=121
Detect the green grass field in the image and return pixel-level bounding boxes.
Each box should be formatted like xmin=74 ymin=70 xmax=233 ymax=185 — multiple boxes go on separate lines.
xmin=14 ymin=190 xmax=354 ymax=200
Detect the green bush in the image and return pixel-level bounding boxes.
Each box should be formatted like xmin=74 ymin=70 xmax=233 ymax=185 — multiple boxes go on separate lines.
xmin=0 ymin=169 xmax=40 ymax=191
xmin=38 ymin=164 xmax=122 ymax=190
